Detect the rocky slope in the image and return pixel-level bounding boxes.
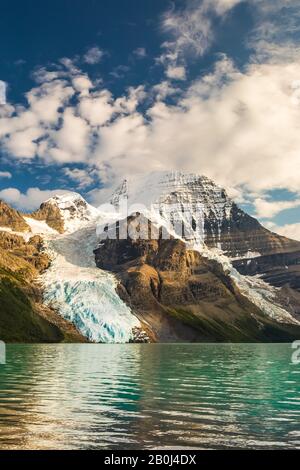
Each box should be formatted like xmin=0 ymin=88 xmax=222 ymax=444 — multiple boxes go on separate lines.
xmin=0 ymin=200 xmax=30 ymax=232
xmin=0 ymin=208 xmax=86 ymax=342
xmin=233 ymin=250 xmax=300 ymax=319
xmin=94 ymin=214 xmax=300 ymax=342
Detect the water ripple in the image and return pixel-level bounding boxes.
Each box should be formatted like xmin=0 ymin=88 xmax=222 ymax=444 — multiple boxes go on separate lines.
xmin=0 ymin=344 xmax=299 ymax=449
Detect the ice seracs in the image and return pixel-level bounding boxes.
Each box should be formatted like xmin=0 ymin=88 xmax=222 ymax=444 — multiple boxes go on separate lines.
xmin=40 ymin=223 xmax=141 ymax=343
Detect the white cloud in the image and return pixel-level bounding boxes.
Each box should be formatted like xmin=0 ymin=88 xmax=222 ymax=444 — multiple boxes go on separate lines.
xmin=0 ymin=171 xmax=12 ymax=179
xmin=0 ymin=187 xmax=71 ymax=211
xmin=83 ymin=47 xmax=104 ymax=65
xmin=86 ymin=57 xmax=300 ymax=194
xmin=248 ymin=0 xmax=300 ymax=63
xmin=133 ymin=47 xmax=147 ymax=58
xmin=2 ymin=49 xmax=300 ymax=201
xmin=4 ymin=127 xmax=43 ymax=159
xmin=26 ymin=80 xmax=74 ymax=123
xmin=152 ymin=81 xmax=180 ymax=101
xmin=265 ymin=221 xmax=300 ymax=242
xmin=72 ymin=75 xmax=93 ymax=95
xmin=114 ymin=86 xmax=146 ymax=114
xmin=254 ymin=197 xmax=300 ymax=219
xmin=49 ymin=108 xmax=90 ymax=162
xmin=166 ymin=66 xmax=186 ymax=80
xmin=78 ymin=90 xmax=115 ymax=126
xmin=63 ymin=167 xmax=95 ymax=189
xmin=213 ymin=0 xmax=242 ymax=15
xmin=159 ymin=0 xmax=242 ymax=73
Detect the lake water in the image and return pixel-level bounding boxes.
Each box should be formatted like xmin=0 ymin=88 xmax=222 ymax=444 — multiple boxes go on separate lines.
xmin=0 ymin=343 xmax=299 ymax=450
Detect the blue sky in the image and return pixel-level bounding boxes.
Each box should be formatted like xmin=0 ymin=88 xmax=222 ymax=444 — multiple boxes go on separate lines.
xmin=0 ymin=0 xmax=300 ymax=239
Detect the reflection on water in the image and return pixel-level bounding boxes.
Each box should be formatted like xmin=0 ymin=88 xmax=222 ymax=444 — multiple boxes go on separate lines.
xmin=0 ymin=344 xmax=299 ymax=449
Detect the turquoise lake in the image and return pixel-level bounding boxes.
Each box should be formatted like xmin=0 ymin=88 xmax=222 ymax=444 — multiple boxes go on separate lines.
xmin=0 ymin=343 xmax=299 ymax=449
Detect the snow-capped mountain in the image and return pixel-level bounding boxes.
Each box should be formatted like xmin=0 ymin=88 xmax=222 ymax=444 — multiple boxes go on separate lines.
xmin=1 ymin=170 xmax=300 ymax=343
xmin=109 ymin=171 xmax=298 ymax=258
xmin=95 ymin=213 xmax=300 ymax=341
xmin=31 ymin=192 xmax=102 ymax=234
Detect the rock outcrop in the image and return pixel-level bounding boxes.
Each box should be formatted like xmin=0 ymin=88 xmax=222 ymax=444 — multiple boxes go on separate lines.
xmin=94 ymin=214 xmax=300 ymax=342
xmin=0 ymin=223 xmax=86 ymax=343
xmin=31 ymin=201 xmax=65 ymax=233
xmin=0 ymin=200 xmax=30 ymax=232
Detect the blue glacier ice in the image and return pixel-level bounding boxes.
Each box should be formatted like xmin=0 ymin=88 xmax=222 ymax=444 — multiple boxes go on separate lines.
xmin=41 ymin=223 xmax=140 ymax=343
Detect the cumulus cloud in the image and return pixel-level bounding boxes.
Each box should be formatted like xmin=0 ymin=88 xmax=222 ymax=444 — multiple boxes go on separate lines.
xmin=87 ymin=56 xmax=300 ymax=195
xmin=49 ymin=107 xmax=90 ymax=162
xmin=0 ymin=187 xmax=71 ymax=211
xmin=2 ymin=54 xmax=300 ymax=197
xmin=83 ymin=47 xmax=104 ymax=65
xmin=78 ymin=90 xmax=115 ymax=126
xmin=166 ymin=66 xmax=186 ymax=80
xmin=72 ymin=75 xmax=93 ymax=95
xmin=152 ymin=81 xmax=180 ymax=101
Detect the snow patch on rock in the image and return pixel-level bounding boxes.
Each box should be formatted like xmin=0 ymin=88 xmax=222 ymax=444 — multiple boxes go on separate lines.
xmin=45 ymin=192 xmax=102 ymax=233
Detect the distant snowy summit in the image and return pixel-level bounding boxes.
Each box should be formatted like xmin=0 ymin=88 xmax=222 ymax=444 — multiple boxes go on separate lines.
xmin=108 ymin=170 xmax=298 ymax=259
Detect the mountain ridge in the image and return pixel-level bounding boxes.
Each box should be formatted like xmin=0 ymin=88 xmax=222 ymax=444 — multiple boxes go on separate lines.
xmin=1 ymin=169 xmax=300 ymax=343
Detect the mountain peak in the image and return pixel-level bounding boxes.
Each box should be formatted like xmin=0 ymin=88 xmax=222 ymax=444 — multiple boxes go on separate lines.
xmin=108 ymin=170 xmax=299 ymax=258
xmin=110 ymin=170 xmax=222 ymax=206
xmin=45 ymin=191 xmax=86 ymax=205
xmin=32 ymin=192 xmax=100 ymax=234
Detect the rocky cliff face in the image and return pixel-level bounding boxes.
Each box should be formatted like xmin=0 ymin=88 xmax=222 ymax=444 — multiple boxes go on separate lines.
xmin=31 ymin=201 xmax=65 ymax=233
xmin=0 ymin=200 xmax=30 ymax=232
xmin=108 ymin=171 xmax=300 ymax=325
xmin=233 ymin=250 xmax=300 ymax=319
xmin=94 ymin=214 xmax=300 ymax=342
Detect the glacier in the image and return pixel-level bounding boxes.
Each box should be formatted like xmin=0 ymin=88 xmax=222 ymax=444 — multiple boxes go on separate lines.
xmin=36 ymin=214 xmax=140 ymax=343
